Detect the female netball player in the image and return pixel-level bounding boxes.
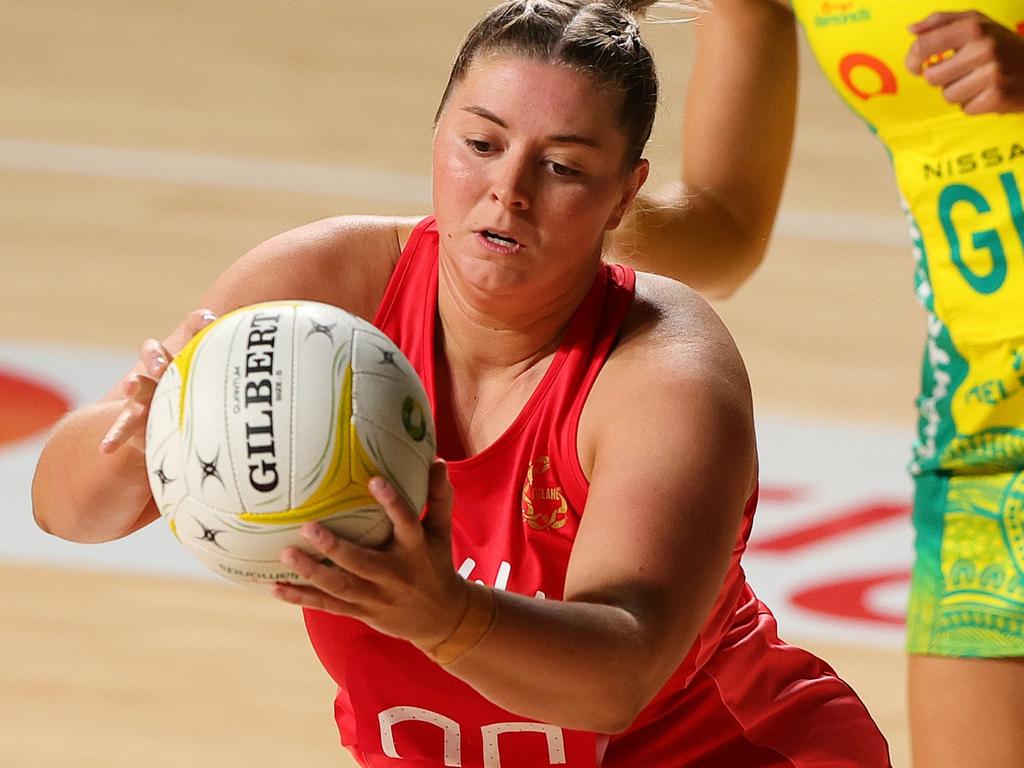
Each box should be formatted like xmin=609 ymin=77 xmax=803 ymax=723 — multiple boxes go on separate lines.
xmin=32 ymin=2 xmax=890 ymax=765
xmin=612 ymin=3 xmax=1024 ymax=766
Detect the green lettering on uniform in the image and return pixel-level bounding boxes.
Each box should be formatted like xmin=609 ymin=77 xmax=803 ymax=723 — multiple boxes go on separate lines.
xmin=1000 ymin=171 xmax=1024 ymax=253
xmin=939 ymin=183 xmax=1007 ymax=294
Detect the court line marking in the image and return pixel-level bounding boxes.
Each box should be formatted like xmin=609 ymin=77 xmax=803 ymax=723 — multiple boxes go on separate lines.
xmin=774 ymin=208 xmax=907 ymax=248
xmin=0 ymin=137 xmax=909 ymax=246
xmin=0 ymin=137 xmax=431 ymax=205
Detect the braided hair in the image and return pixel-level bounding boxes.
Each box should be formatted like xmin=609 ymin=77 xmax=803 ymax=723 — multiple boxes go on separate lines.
xmin=435 ymin=0 xmax=667 ymax=165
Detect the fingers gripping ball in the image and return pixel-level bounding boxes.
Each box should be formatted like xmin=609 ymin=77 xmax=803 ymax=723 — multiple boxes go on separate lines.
xmin=144 ymin=301 xmax=435 ymax=587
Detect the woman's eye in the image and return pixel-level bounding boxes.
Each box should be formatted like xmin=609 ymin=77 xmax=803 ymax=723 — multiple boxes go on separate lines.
xmin=466 ymin=139 xmax=493 ymax=153
xmin=548 ymin=161 xmax=581 ymax=178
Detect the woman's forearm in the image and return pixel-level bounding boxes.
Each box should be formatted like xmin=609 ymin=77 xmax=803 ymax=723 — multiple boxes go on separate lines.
xmin=32 ymin=401 xmax=158 ymax=543
xmin=444 ymin=589 xmax=689 ymax=733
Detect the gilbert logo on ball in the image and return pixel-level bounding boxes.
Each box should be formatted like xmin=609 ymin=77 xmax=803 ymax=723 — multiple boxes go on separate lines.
xmin=144 ymin=300 xmax=435 ymax=586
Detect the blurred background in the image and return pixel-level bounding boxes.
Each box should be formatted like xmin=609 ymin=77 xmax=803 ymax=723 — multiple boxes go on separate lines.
xmin=1 ymin=2 xmax=922 ymax=765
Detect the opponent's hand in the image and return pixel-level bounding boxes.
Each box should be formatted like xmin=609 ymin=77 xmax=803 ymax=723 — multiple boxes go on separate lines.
xmin=906 ymin=11 xmax=1024 ymax=115
xmin=99 ymin=309 xmax=217 ymax=455
xmin=272 ymin=461 xmax=470 ymax=653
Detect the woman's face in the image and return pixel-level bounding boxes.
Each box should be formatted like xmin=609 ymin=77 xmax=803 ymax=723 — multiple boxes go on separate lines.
xmin=432 ymin=55 xmax=648 ymax=300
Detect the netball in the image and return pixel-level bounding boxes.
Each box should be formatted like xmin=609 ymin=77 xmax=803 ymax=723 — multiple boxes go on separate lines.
xmin=143 ymin=300 xmax=435 ymax=586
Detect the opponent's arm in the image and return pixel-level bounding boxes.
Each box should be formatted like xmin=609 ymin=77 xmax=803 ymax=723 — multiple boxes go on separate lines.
xmin=607 ymin=0 xmax=797 ymax=298
xmin=277 ymin=275 xmax=757 ymax=732
xmin=906 ymin=11 xmax=1024 ymax=115
xmin=31 ymin=215 xmax=410 ymax=544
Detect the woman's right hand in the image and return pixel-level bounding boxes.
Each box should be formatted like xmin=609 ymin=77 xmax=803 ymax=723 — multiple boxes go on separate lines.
xmin=906 ymin=11 xmax=1024 ymax=115
xmin=99 ymin=309 xmax=217 ymax=455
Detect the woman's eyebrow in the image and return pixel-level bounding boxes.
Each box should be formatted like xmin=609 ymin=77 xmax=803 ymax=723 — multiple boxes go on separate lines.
xmin=461 ymin=105 xmax=601 ymax=148
xmin=461 ymin=105 xmax=507 ymax=127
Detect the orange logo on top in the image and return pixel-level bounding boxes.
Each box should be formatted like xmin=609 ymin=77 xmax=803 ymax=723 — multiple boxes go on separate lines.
xmin=521 ymin=456 xmax=568 ymax=531
xmin=838 ymin=52 xmax=898 ymax=100
xmin=821 ymin=1 xmax=854 ymax=12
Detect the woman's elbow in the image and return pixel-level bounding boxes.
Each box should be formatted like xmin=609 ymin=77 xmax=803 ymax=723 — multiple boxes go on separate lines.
xmin=576 ymin=663 xmax=671 ymax=734
xmin=577 ymin=692 xmax=648 ymax=735
xmin=31 ymin=480 xmax=88 ymax=542
xmin=31 ymin=500 xmax=57 ymax=537
xmin=30 ymin=469 xmax=140 ymax=544
xmin=31 ymin=462 xmax=67 ymax=537
xmin=695 ymin=242 xmax=766 ymax=300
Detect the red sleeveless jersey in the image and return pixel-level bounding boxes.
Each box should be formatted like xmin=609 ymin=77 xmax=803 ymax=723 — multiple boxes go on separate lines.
xmin=303 ymin=217 xmax=891 ymax=767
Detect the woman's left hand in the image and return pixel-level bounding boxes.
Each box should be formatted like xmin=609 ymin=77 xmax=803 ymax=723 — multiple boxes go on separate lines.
xmin=906 ymin=11 xmax=1024 ymax=115
xmin=272 ymin=461 xmax=469 ymax=653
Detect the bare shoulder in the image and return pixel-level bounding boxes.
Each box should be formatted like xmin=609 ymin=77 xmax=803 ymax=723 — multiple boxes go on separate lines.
xmin=612 ymin=271 xmax=751 ymax=402
xmin=577 ymin=270 xmax=761 ymax=505
xmin=578 ymin=271 xmax=754 ymax=479
xmin=199 ymin=214 xmax=425 ymax=322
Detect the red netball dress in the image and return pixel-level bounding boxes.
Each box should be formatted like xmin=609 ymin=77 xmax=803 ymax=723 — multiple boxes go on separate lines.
xmin=303 ymin=217 xmax=892 ymax=767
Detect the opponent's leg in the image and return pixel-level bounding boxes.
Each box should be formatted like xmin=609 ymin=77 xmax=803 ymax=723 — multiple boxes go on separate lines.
xmin=906 ymin=472 xmax=1024 ymax=767
xmin=909 ymin=655 xmax=1024 ymax=768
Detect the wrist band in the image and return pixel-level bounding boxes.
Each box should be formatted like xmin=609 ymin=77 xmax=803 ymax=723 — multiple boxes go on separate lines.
xmin=428 ymin=582 xmax=498 ymax=666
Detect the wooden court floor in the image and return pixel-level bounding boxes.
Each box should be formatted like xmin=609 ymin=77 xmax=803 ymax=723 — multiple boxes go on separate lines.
xmin=2 ymin=2 xmax=923 ymax=766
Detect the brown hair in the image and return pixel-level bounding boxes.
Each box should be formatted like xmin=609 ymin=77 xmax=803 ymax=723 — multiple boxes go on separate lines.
xmin=435 ymin=0 xmax=663 ymax=164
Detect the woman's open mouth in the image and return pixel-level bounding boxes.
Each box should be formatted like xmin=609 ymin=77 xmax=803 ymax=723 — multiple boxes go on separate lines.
xmin=477 ymin=229 xmax=523 ymax=254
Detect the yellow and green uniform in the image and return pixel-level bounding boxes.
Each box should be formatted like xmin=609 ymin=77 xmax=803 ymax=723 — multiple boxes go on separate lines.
xmin=790 ymin=0 xmax=1024 ymax=656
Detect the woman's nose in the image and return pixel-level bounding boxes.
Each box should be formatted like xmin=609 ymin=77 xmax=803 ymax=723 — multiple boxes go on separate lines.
xmin=490 ymin=155 xmax=531 ymax=210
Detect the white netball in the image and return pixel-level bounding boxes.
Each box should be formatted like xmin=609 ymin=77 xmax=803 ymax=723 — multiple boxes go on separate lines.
xmin=144 ymin=300 xmax=435 ymax=586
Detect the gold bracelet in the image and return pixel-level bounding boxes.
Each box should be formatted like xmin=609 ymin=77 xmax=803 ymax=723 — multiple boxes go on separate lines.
xmin=427 ymin=582 xmax=498 ymax=666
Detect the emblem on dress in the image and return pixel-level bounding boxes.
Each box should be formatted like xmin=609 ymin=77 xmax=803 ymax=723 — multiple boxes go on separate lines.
xmin=521 ymin=456 xmax=568 ymax=531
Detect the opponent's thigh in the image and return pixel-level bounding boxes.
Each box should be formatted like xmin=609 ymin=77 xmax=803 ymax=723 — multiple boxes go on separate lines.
xmin=908 ymin=655 xmax=1024 ymax=768
xmin=906 ymin=472 xmax=1024 ymax=656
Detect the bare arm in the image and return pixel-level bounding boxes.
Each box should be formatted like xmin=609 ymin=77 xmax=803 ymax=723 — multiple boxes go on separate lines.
xmin=608 ymin=0 xmax=797 ymax=298
xmin=446 ymin=276 xmax=756 ymax=729
xmin=31 ymin=314 xmax=213 ymax=543
xmin=31 ymin=215 xmax=412 ymax=543
xmin=276 ymin=274 xmax=757 ymax=732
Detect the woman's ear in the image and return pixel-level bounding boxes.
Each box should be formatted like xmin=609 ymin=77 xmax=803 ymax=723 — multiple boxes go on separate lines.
xmin=606 ymin=159 xmax=650 ymax=230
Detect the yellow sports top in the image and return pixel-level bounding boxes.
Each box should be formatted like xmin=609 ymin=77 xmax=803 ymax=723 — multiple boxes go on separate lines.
xmin=791 ymin=0 xmax=1024 ymax=474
